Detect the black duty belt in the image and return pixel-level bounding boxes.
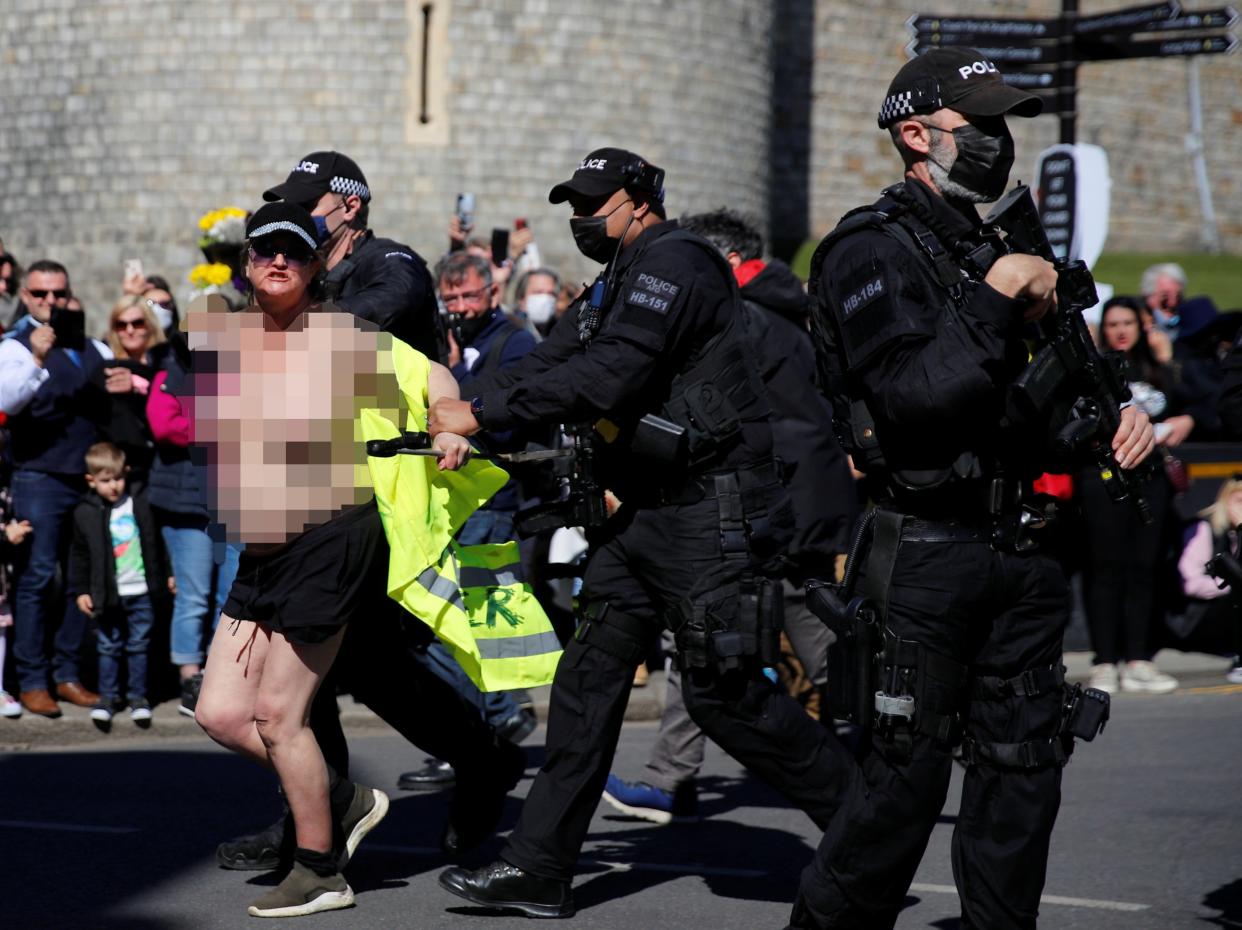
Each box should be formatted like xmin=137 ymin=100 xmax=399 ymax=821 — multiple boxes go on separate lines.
xmin=899 ymin=517 xmax=991 ymax=544
xmin=654 ymin=460 xmax=782 ymax=507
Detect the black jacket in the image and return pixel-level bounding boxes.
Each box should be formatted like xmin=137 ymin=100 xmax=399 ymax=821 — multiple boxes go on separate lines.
xmin=68 ymin=490 xmax=170 ymax=615
xmin=810 ymin=177 xmax=1029 ymax=497
xmin=467 ymin=221 xmax=778 ymax=505
xmin=1222 ymin=329 xmax=1242 ymax=439
xmin=89 ymin=356 xmax=156 ymax=480
xmin=740 ymin=260 xmax=857 ymax=575
xmin=322 ymin=231 xmax=440 ymax=360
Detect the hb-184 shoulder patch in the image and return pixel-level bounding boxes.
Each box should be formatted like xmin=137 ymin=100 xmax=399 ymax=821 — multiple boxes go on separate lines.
xmin=840 ymin=275 xmax=885 ymax=319
xmin=625 ymin=272 xmax=681 ymax=315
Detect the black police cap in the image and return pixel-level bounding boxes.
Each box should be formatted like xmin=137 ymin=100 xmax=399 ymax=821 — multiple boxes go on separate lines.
xmin=244 ymin=202 xmax=320 ymax=251
xmin=263 ymin=151 xmax=371 ymax=205
xmin=878 ymin=48 xmax=1043 ymax=129
xmin=548 ymin=148 xmax=665 ymax=204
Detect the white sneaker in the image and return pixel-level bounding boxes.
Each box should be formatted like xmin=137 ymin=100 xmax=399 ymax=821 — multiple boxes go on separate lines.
xmin=129 ymin=699 xmax=153 ymax=728
xmin=1087 ymin=663 xmax=1119 ymax=693
xmin=1120 ymin=660 xmax=1178 ymax=694
xmin=0 ymin=691 xmax=21 ymax=718
xmin=1226 ymin=659 xmax=1242 ymax=685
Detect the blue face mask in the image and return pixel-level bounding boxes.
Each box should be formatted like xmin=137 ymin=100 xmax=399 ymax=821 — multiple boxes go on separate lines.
xmin=312 ymin=215 xmax=330 ymax=245
xmin=311 ymin=200 xmax=348 ymax=247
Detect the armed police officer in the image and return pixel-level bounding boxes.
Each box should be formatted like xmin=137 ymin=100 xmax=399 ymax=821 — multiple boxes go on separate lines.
xmin=790 ymin=50 xmax=1154 ymax=930
xmin=428 ymin=148 xmax=853 ymax=918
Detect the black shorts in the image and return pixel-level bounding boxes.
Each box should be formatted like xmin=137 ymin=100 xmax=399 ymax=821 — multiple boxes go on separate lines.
xmin=222 ymin=499 xmax=389 ymax=645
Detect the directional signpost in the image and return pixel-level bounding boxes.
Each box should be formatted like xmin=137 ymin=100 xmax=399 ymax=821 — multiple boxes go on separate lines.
xmin=907 ymin=1 xmax=1239 ymax=143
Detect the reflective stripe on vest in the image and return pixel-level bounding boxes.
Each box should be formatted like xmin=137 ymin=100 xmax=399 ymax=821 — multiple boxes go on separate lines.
xmin=363 ymin=342 xmax=562 ymax=691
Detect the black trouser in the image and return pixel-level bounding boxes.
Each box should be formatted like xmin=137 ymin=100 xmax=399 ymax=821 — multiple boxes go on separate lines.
xmin=309 ymin=595 xmax=502 ymax=781
xmin=1079 ymin=470 xmax=1170 ymax=664
xmin=790 ymin=535 xmax=1069 ymax=930
xmin=501 ymin=498 xmax=854 ymax=882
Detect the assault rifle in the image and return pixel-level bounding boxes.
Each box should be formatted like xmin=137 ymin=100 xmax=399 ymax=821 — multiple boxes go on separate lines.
xmin=983 ymin=185 xmax=1153 ymax=524
xmin=510 ymin=423 xmax=609 ymax=536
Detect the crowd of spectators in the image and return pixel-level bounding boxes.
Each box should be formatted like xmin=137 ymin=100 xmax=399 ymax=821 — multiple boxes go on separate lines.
xmin=1079 ymin=265 xmax=1242 ymax=690
xmin=0 ymin=208 xmax=1238 ymax=730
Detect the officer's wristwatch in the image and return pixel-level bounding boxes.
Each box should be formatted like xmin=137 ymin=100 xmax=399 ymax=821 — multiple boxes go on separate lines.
xmin=469 ymin=395 xmax=484 ymax=421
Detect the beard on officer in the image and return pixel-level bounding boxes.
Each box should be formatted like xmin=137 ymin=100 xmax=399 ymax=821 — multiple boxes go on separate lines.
xmin=790 ymin=48 xmax=1155 ymax=930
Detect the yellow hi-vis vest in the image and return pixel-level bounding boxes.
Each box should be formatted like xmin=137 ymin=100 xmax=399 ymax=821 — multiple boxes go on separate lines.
xmin=361 ymin=342 xmax=563 ymax=692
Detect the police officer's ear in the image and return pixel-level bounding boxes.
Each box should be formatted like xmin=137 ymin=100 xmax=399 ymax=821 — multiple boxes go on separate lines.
xmin=340 ymin=194 xmax=364 ymax=226
xmin=897 ymin=118 xmax=935 ymax=158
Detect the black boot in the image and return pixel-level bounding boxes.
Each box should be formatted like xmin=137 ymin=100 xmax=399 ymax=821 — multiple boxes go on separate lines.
xmin=439 ymin=860 xmax=574 ymax=919
xmin=440 ymin=739 xmax=525 ymax=856
xmin=397 ymin=758 xmax=456 ymax=792
xmin=216 ymin=809 xmax=294 ymax=871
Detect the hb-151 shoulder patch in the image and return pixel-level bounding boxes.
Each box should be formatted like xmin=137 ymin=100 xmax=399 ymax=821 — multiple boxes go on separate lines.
xmin=625 ymin=272 xmax=681 ymax=315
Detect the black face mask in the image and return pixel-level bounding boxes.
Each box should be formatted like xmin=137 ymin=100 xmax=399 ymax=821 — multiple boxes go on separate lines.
xmin=946 ymin=123 xmax=1014 ymax=201
xmin=570 ymin=200 xmax=631 ymax=265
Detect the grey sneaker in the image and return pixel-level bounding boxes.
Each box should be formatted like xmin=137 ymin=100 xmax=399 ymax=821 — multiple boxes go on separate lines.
xmin=337 ymin=784 xmax=389 ymax=869
xmin=1120 ymin=660 xmax=1178 ymax=694
xmin=179 ymin=673 xmax=203 ymax=718
xmin=247 ymin=861 xmax=354 ymax=918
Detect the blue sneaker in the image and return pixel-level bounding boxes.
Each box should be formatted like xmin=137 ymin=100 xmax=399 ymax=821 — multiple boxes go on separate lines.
xmin=601 ymin=774 xmax=697 ymax=824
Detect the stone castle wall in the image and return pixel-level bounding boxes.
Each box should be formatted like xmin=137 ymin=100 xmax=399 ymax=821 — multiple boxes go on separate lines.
xmin=0 ymin=0 xmax=775 ymax=327
xmin=0 ymin=0 xmax=1238 ymax=327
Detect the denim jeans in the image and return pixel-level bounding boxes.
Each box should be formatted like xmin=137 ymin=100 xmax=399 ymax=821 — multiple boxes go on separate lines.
xmin=161 ymin=519 xmax=241 ymax=666
xmin=457 ymin=507 xmax=517 ymax=546
xmin=11 ymin=470 xmax=88 ymax=692
xmin=96 ymin=592 xmax=154 ymax=702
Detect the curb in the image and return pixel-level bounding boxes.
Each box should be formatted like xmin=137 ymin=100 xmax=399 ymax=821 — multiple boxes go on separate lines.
xmin=0 ymin=671 xmax=670 ymax=752
xmin=4 ymin=652 xmax=1232 ymax=752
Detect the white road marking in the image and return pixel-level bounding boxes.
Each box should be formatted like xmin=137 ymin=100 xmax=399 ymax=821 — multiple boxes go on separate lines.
xmin=0 ymin=819 xmax=140 ymax=834
xmin=909 ymin=882 xmax=1150 ymax=912
xmin=364 ymin=843 xmax=765 ymax=878
xmin=580 ymin=857 xmax=767 ymax=879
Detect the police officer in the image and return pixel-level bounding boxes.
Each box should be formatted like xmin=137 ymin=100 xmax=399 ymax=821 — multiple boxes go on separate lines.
xmin=263 ymin=150 xmax=442 ymax=359
xmin=429 ymin=148 xmax=853 ymax=918
xmin=602 ymin=209 xmax=858 ymax=821
xmin=789 ymin=50 xmax=1155 ymax=929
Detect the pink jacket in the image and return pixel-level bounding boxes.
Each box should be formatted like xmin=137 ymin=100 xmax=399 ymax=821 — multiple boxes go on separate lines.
xmin=146 ymin=370 xmax=192 ymax=447
xmin=1179 ymin=521 xmax=1232 ymax=600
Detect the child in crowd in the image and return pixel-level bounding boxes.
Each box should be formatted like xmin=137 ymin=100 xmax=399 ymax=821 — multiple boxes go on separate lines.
xmin=1179 ymin=476 xmax=1242 ymax=683
xmin=69 ymin=442 xmax=173 ymax=729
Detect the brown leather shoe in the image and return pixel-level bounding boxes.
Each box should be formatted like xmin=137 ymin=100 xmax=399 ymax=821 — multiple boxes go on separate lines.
xmin=55 ymin=681 xmax=100 ymax=708
xmin=20 ymin=689 xmax=62 ymax=718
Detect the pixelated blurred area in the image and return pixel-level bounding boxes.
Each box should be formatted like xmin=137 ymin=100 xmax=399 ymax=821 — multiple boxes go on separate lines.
xmin=184 ymin=301 xmax=401 ymax=545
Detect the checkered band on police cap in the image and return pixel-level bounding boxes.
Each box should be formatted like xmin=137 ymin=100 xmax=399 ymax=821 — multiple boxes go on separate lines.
xmin=877 ymin=91 xmax=916 ymax=128
xmin=247 ymin=221 xmax=319 ymax=251
xmin=330 ymin=175 xmax=371 ymax=202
